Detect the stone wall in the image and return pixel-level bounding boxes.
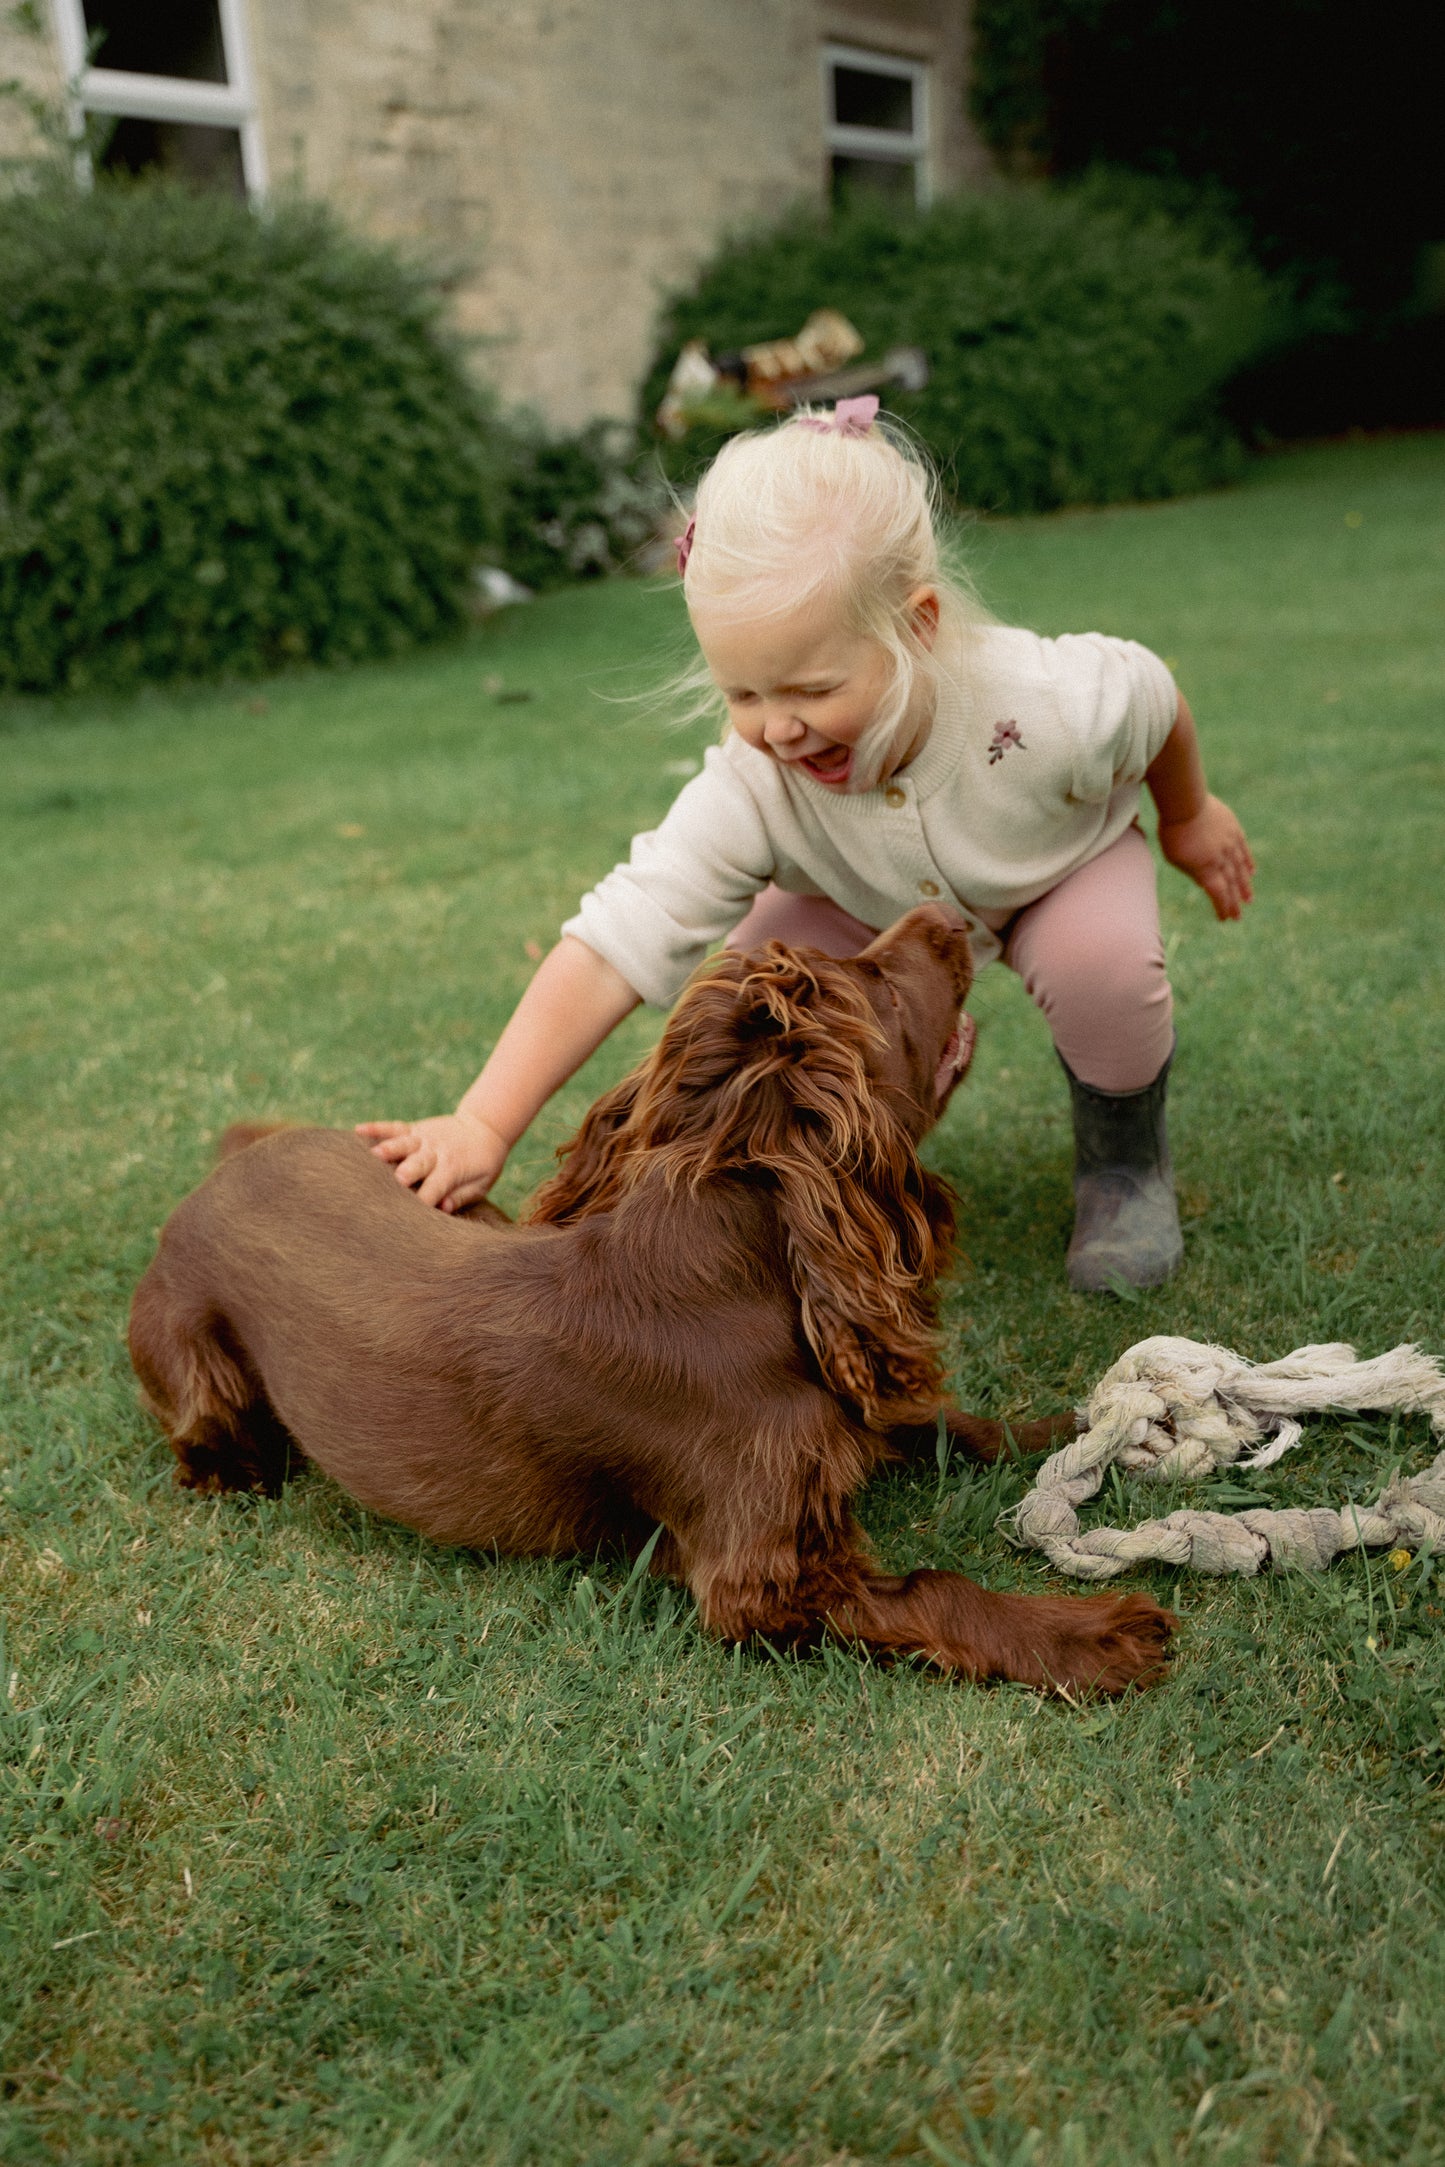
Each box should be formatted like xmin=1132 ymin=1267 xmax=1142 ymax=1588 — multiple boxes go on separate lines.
xmin=5 ymin=0 xmax=990 ymax=426
xmin=0 ymin=11 xmax=65 ymax=168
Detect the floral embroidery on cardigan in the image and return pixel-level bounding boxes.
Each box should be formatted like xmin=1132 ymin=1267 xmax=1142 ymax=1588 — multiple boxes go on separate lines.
xmin=988 ymin=720 xmax=1026 ymax=765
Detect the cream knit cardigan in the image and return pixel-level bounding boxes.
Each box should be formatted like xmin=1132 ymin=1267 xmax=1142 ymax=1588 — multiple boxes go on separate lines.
xmin=563 ymin=625 xmax=1179 ymax=1007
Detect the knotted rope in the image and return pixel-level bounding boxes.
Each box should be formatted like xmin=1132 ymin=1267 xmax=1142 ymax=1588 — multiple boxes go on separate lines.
xmin=1003 ymin=1337 xmax=1445 ymax=1580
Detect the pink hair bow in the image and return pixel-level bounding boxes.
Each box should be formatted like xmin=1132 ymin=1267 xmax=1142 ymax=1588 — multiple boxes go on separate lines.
xmin=797 ymin=394 xmax=880 ymax=437
xmin=676 ymin=515 xmax=696 ymax=576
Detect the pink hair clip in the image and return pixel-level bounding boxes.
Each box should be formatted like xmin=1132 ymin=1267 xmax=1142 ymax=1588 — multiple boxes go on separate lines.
xmin=676 ymin=515 xmax=696 ymax=576
xmin=797 ymin=393 xmax=880 ymax=438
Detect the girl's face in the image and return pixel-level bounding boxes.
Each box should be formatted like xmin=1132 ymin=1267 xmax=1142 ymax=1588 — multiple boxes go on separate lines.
xmin=691 ymin=589 xmax=939 ymax=795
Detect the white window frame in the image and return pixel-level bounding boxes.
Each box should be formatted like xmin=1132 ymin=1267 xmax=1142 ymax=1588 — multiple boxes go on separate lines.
xmin=822 ymin=42 xmax=930 ymax=209
xmin=49 ymin=0 xmax=266 ymax=196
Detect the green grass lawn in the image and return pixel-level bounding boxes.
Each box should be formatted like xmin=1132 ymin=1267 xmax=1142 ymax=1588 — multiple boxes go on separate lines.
xmin=2 ymin=434 xmax=1443 ymax=2166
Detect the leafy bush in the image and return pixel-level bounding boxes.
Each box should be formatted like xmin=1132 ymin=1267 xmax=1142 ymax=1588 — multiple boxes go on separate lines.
xmin=967 ymin=1 xmax=1443 ymax=434
xmin=0 ymin=180 xmax=509 ymax=694
xmin=969 ymin=0 xmax=1436 ymax=314
xmin=642 ymin=182 xmax=1287 ymax=513
xmin=498 ymin=420 xmax=670 ymax=592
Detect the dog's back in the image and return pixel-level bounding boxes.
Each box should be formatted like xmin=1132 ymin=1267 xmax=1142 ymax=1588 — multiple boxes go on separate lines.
xmin=130 ymin=1128 xmax=592 ymax=1542
xmin=216 ymin=1121 xmax=290 ymax=1159
xmin=216 ymin=1120 xmax=513 ymax=1226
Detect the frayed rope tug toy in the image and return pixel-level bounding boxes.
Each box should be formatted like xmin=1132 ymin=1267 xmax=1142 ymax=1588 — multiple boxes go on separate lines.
xmin=1003 ymin=1338 xmax=1445 ymax=1580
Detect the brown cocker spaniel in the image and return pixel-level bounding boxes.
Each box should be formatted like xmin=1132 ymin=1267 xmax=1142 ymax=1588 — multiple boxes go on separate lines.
xmin=129 ymin=907 xmax=1174 ymax=1693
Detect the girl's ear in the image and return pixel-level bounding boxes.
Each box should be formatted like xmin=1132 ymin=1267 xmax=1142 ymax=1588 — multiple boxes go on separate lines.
xmin=907 ymin=585 xmax=941 ymax=651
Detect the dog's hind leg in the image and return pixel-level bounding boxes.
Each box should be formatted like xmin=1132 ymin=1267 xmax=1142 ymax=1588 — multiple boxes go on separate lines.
xmin=129 ymin=1267 xmax=296 ymax=1496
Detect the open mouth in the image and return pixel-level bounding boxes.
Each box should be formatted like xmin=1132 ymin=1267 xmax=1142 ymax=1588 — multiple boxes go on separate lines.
xmin=934 ymin=1012 xmax=977 ymax=1100
xmin=799 ymin=743 xmax=853 ymax=786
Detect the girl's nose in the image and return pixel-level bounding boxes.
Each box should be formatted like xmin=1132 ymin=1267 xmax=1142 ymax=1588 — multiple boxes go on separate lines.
xmin=762 ymin=706 xmax=806 ymax=746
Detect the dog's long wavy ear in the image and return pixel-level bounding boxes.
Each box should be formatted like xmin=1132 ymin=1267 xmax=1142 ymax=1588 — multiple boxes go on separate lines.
xmin=779 ymin=1136 xmax=950 ymax=1431
xmin=525 ymin=948 xmax=796 ymax=1224
xmin=527 ymin=943 xmax=956 ymax=1421
xmin=525 ymin=1068 xmax=646 ymax=1226
xmin=728 ymin=952 xmax=954 ymax=1429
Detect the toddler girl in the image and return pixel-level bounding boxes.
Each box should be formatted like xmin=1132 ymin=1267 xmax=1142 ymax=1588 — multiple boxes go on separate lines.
xmin=360 ymin=398 xmax=1253 ymax=1290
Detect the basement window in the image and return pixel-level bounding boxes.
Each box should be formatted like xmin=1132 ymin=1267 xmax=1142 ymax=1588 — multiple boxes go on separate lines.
xmin=823 ymin=43 xmax=929 ymax=209
xmin=50 ymin=0 xmax=265 ymax=196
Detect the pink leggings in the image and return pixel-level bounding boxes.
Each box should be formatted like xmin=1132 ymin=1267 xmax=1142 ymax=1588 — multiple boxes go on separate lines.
xmin=725 ymin=823 xmax=1172 ymax=1093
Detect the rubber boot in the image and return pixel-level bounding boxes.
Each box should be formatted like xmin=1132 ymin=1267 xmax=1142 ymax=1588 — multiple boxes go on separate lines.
xmin=1062 ymin=1048 xmax=1183 ymax=1293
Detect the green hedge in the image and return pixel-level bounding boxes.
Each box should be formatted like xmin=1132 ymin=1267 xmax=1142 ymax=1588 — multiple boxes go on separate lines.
xmin=969 ymin=0 xmax=1435 ymax=316
xmin=967 ymin=0 xmax=1443 ymax=434
xmin=643 ymin=182 xmax=1286 ymax=513
xmin=0 ymin=181 xmax=508 ymax=694
xmin=498 ymin=419 xmax=668 ymax=593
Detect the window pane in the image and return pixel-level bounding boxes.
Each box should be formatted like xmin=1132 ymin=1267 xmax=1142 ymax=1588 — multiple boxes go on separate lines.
xmin=99 ymin=115 xmax=245 ymax=194
xmin=832 ymin=64 xmax=914 ymax=135
xmin=830 ymin=153 xmax=917 ymax=209
xmin=82 ymin=0 xmax=227 ymax=84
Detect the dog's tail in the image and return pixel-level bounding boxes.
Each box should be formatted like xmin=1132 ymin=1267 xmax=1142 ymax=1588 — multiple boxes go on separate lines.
xmin=216 ymin=1121 xmax=291 ymax=1162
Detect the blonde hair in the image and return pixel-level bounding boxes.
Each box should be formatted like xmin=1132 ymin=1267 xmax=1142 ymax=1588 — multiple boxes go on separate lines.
xmin=676 ymin=409 xmax=987 ymax=782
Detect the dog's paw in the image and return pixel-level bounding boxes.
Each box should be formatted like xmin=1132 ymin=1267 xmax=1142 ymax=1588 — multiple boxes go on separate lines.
xmin=172 ymin=1451 xmax=234 ymax=1495
xmin=1040 ymin=1591 xmax=1177 ymax=1696
xmin=171 ymin=1433 xmax=272 ymax=1496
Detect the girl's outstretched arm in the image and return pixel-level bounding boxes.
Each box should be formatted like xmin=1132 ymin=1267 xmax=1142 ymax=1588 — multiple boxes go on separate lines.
xmin=357 ymin=936 xmax=641 ymax=1211
xmin=1147 ymin=694 xmax=1255 ymax=921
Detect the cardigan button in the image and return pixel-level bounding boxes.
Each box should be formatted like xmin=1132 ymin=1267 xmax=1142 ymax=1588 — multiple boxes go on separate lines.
xmin=884 ymin=785 xmax=906 ymax=807
xmin=918 ymin=879 xmax=941 ymax=898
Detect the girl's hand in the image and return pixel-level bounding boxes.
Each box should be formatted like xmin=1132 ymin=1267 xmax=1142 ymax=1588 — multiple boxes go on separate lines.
xmin=1156 ymin=794 xmax=1256 ymax=921
xmin=355 ymin=1112 xmax=509 ymax=1212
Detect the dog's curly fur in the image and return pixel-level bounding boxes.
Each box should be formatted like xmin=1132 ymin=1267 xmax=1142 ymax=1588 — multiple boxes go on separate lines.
xmin=528 ymin=940 xmax=957 ymax=1430
xmin=129 ymin=908 xmax=1173 ymax=1693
